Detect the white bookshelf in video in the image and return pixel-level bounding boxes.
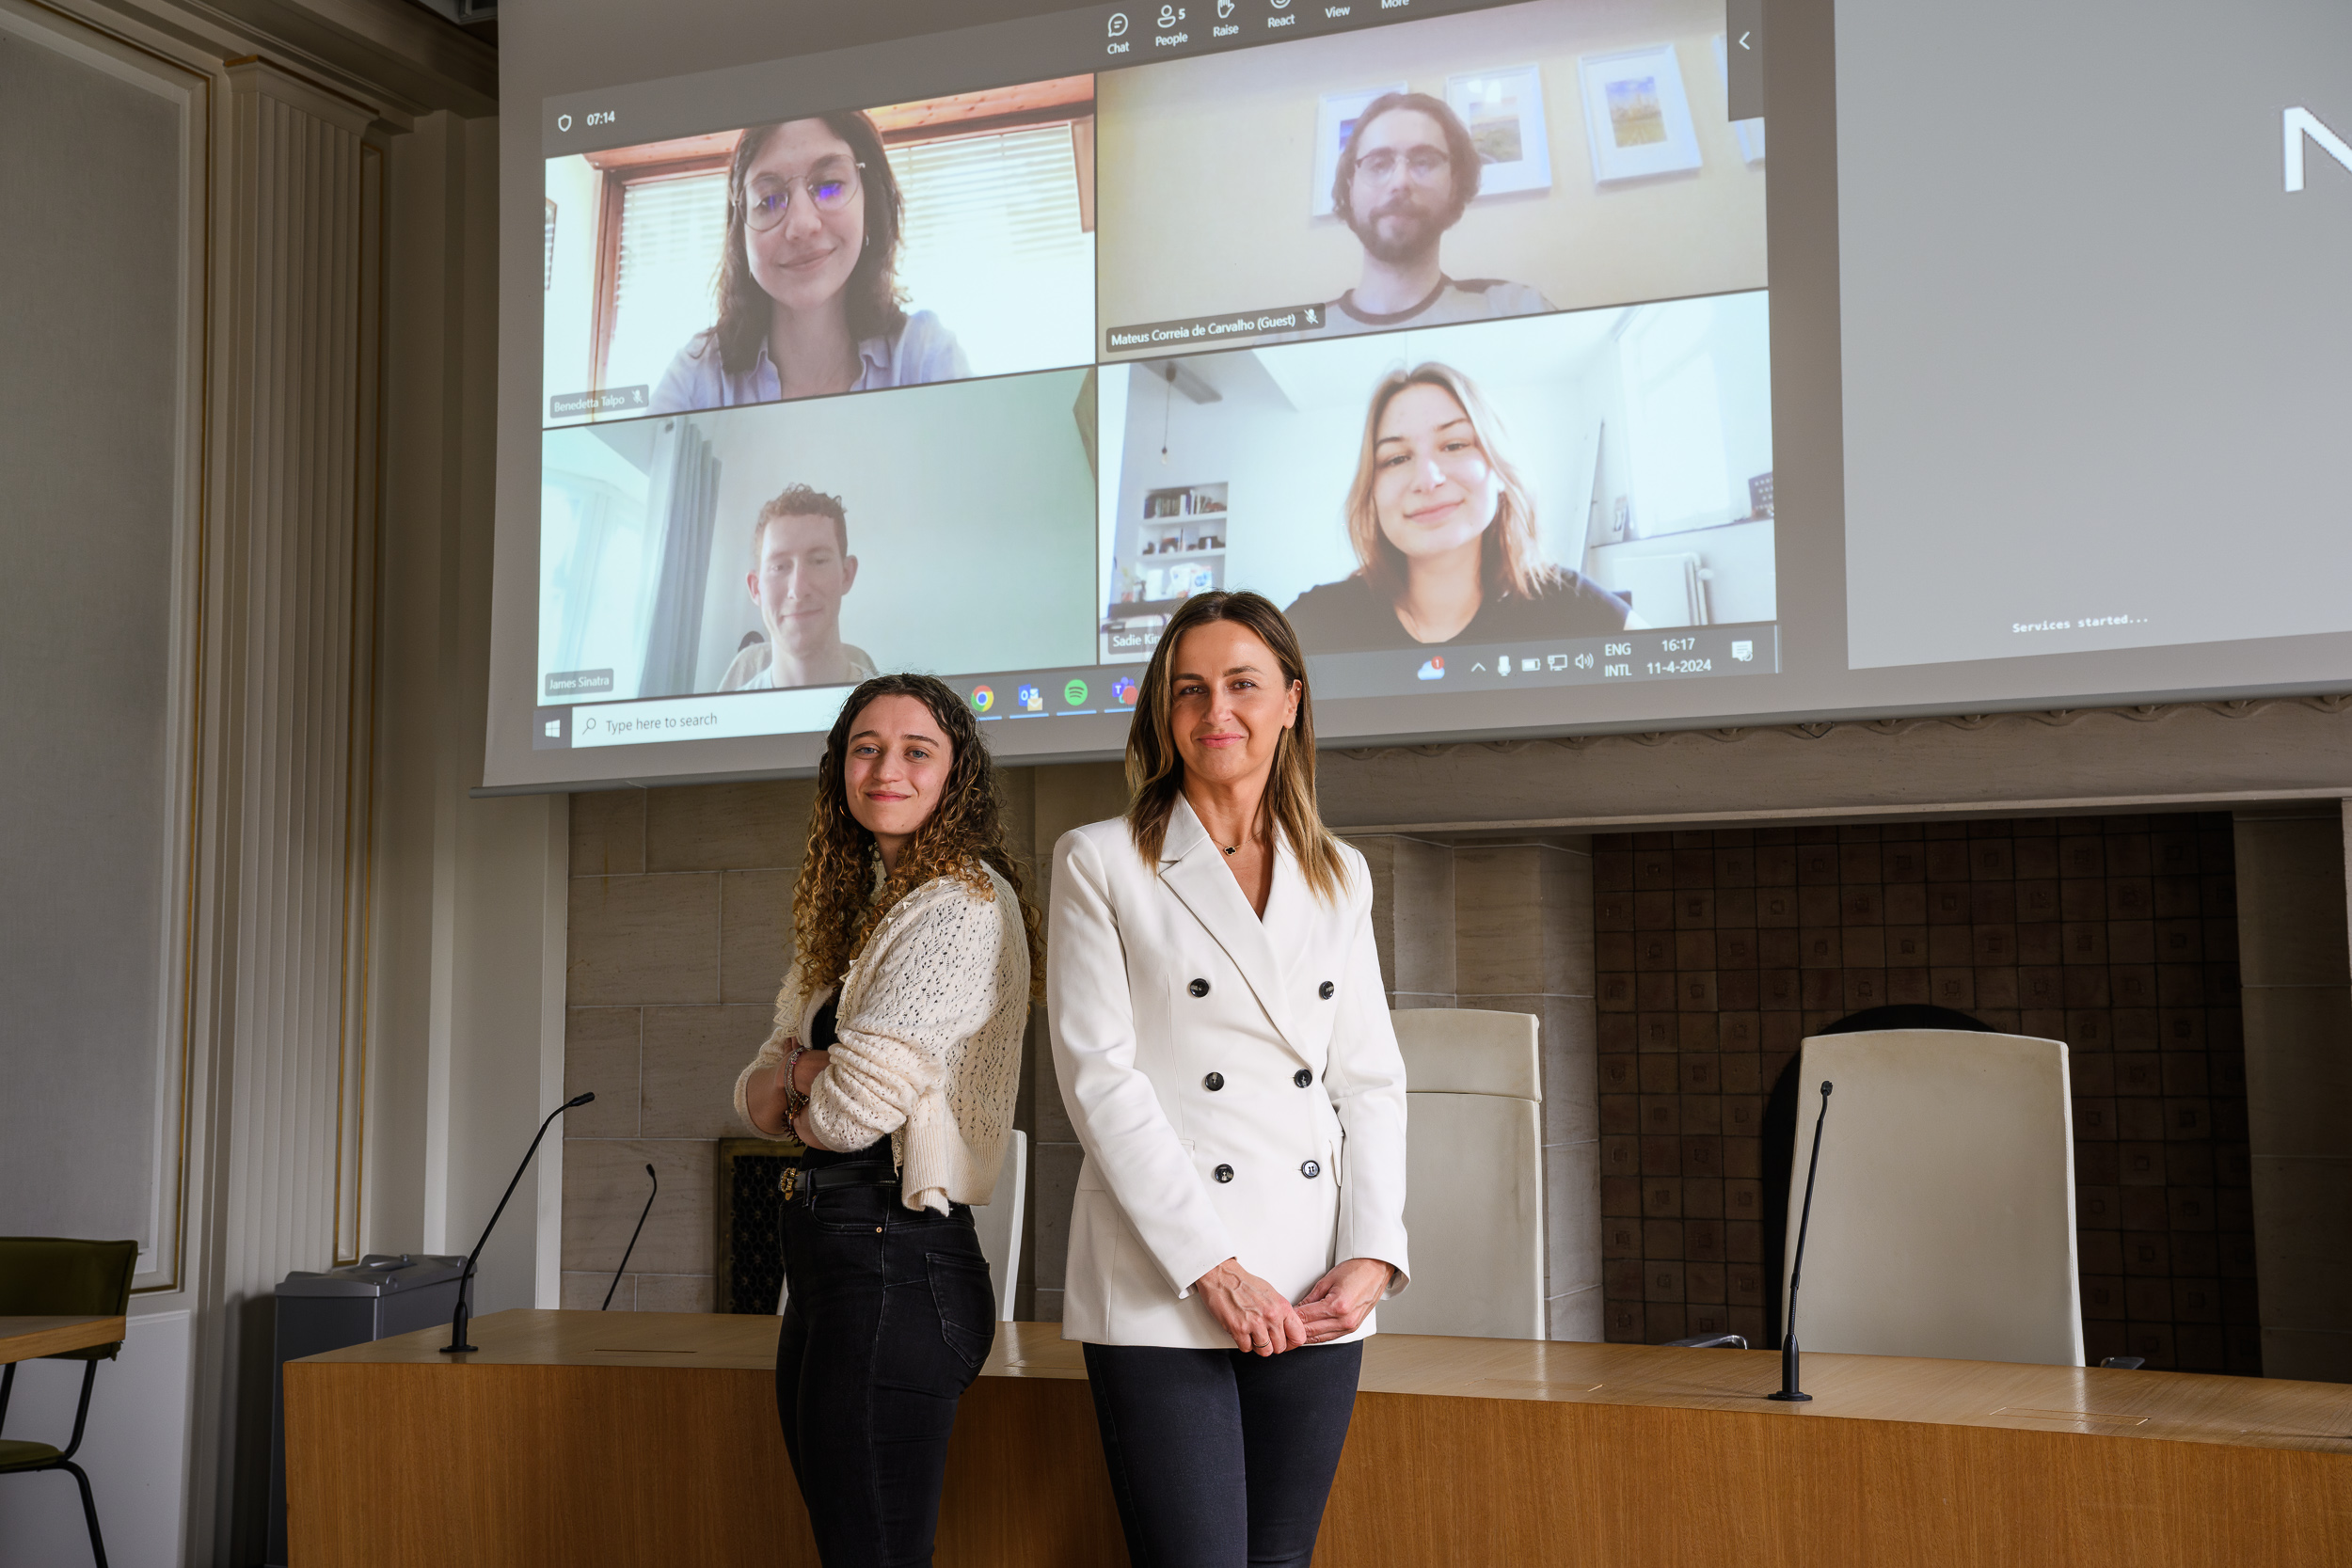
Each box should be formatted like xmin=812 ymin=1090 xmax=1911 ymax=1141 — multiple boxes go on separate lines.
xmin=1101 ymin=483 xmax=1229 ymax=661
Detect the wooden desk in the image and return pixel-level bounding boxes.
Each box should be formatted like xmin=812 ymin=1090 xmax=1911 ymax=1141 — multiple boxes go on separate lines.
xmin=287 ymin=1312 xmax=2352 ymax=1567
xmin=0 ymin=1315 xmax=124 ymax=1364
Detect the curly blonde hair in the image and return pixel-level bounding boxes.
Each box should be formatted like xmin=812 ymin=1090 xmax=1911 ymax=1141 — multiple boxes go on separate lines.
xmin=789 ymin=673 xmax=1043 ymax=1009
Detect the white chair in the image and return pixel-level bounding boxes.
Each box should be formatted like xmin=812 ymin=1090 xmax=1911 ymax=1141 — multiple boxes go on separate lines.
xmin=969 ymin=1129 xmax=1027 ymax=1322
xmin=1378 ymin=1009 xmax=1545 ymax=1340
xmin=774 ymin=1131 xmax=1028 ymax=1321
xmin=1781 ymin=1029 xmax=2083 ymax=1366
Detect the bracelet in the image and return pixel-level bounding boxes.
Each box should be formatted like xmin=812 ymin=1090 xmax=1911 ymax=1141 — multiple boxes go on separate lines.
xmin=782 ymin=1043 xmax=810 ymax=1121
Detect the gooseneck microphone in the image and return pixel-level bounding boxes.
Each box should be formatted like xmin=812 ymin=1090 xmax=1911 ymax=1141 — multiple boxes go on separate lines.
xmin=601 ymin=1164 xmax=659 ymax=1310
xmin=1768 ymin=1080 xmax=1833 ymax=1403
xmin=440 ymin=1090 xmax=596 ymax=1354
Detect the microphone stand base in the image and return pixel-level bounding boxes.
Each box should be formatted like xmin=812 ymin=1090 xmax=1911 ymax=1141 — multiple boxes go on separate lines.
xmin=1765 ymin=1389 xmax=1813 ymax=1402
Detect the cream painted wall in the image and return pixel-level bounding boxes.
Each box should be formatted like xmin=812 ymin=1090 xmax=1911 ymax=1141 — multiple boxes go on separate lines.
xmin=1095 ymin=0 xmax=1767 ymax=341
xmin=372 ymin=108 xmax=574 ymax=1334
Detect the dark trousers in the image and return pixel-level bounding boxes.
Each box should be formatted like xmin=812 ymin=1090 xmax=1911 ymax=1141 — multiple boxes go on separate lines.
xmin=774 ymin=1171 xmax=997 ymax=1567
xmin=1081 ymin=1338 xmax=1364 ymax=1568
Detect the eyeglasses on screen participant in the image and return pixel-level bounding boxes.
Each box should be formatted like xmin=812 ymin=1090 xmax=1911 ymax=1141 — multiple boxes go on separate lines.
xmin=1322 ymin=91 xmax=1555 ymax=335
xmin=651 ymin=113 xmax=970 ymax=413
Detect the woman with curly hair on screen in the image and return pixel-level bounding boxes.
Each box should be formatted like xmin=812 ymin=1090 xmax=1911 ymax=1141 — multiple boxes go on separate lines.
xmin=734 ymin=673 xmax=1039 ymax=1566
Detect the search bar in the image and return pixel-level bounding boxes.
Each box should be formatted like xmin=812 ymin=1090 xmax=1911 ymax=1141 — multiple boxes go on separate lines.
xmin=568 ymin=686 xmax=852 ymax=748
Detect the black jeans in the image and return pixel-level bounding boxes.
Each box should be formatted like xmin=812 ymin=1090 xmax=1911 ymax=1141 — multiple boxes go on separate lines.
xmin=1082 ymin=1338 xmax=1364 ymax=1568
xmin=775 ymin=1155 xmax=997 ymax=1567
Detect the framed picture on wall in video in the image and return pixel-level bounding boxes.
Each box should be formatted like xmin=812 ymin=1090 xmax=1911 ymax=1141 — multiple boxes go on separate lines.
xmin=1579 ymin=43 xmax=1702 ymax=184
xmin=1446 ymin=64 xmax=1552 ymax=197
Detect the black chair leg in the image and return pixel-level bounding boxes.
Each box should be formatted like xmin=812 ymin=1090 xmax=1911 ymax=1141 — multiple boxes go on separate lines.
xmin=59 ymin=1459 xmax=109 ymax=1568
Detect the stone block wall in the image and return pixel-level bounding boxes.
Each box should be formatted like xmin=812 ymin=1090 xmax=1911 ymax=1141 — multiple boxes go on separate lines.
xmin=560 ymin=771 xmax=1605 ymax=1336
xmin=558 ymin=781 xmax=818 ymax=1310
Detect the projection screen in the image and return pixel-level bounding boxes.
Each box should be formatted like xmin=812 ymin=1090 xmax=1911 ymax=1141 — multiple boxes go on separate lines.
xmin=486 ymin=0 xmax=2352 ymax=790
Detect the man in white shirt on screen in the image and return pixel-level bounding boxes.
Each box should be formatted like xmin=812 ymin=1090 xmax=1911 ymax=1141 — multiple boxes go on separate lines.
xmin=718 ymin=483 xmax=879 ymax=692
xmin=1311 ymin=91 xmax=1554 ymax=337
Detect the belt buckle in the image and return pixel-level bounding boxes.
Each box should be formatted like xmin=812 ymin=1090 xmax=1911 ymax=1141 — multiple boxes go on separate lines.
xmin=780 ymin=1166 xmax=799 ymax=1202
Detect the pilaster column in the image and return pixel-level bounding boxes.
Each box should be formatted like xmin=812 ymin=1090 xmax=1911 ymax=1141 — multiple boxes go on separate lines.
xmin=189 ymin=56 xmax=383 ymax=1560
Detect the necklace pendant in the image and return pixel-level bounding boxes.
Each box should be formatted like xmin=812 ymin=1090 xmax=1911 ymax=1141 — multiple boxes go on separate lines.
xmin=1222 ymin=845 xmax=1238 ymax=855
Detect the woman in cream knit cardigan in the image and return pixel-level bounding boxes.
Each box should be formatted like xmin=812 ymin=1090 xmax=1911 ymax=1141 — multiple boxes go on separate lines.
xmin=734 ymin=673 xmax=1039 ymax=1568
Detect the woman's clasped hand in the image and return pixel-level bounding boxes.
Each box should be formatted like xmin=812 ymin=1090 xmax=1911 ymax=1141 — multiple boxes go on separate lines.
xmin=1194 ymin=1259 xmax=1311 ymax=1356
xmin=1196 ymin=1255 xmax=1394 ymax=1354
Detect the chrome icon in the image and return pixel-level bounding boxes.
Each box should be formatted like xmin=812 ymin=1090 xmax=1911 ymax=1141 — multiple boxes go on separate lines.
xmin=970 ymin=685 xmax=994 ymax=713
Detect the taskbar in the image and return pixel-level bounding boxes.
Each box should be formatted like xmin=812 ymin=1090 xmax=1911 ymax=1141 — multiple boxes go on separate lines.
xmin=531 ymin=624 xmax=1779 ymax=751
xmin=532 ymin=665 xmax=1145 ymax=751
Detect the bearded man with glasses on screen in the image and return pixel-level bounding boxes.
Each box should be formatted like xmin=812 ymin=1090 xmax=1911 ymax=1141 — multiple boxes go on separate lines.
xmin=1309 ymin=91 xmax=1553 ymax=337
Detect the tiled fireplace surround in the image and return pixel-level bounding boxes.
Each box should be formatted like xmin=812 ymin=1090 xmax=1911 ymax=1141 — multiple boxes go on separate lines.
xmin=558 ymin=770 xmax=2293 ymax=1374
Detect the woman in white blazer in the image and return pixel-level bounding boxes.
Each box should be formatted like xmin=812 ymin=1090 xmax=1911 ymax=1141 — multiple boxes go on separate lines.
xmin=1048 ymin=591 xmax=1409 ymax=1568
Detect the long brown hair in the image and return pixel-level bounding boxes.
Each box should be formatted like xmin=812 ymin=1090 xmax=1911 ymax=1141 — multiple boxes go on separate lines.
xmin=1124 ymin=592 xmax=1348 ymax=902
xmin=1343 ymin=361 xmax=1551 ymax=604
xmin=790 ymin=674 xmax=1042 ymax=1009
xmin=709 ymin=114 xmax=909 ymax=378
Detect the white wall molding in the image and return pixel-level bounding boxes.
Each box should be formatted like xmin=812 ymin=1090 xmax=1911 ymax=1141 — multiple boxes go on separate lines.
xmin=56 ymin=0 xmax=492 ymax=120
xmin=1322 ymin=694 xmax=2352 ymax=833
xmin=0 ymin=0 xmax=215 ymax=1308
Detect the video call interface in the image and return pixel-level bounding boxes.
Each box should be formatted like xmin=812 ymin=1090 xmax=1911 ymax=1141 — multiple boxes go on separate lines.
xmin=532 ymin=0 xmax=1776 ymax=752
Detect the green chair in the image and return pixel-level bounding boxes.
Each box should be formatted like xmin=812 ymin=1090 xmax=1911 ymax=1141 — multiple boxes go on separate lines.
xmin=0 ymin=1237 xmax=138 ymax=1568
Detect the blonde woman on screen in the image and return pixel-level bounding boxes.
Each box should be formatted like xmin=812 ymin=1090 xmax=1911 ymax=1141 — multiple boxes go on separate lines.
xmin=1282 ymin=362 xmax=1642 ymax=654
xmin=653 ymin=112 xmax=968 ymax=412
xmin=734 ymin=673 xmax=1039 ymax=1566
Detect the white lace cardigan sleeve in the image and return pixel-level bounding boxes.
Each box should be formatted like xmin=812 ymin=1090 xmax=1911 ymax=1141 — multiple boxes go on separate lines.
xmin=733 ymin=867 xmax=1030 ymax=1212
